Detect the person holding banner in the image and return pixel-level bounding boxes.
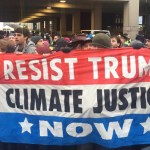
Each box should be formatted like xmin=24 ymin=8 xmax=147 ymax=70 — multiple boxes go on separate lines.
xmin=145 ymin=35 xmax=150 ymax=49
xmin=14 ymin=27 xmax=36 ymax=54
xmin=0 ymin=33 xmax=150 ymax=150
xmin=90 ymin=33 xmax=111 ymax=49
xmin=31 ymin=35 xmax=51 ymax=54
xmin=111 ymin=35 xmax=122 ymax=48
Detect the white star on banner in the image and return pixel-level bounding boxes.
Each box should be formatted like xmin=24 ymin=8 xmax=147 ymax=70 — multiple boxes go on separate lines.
xmin=140 ymin=117 xmax=150 ymax=134
xmin=19 ymin=118 xmax=33 ymax=134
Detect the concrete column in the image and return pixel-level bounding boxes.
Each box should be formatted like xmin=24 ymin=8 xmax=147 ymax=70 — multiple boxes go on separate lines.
xmin=40 ymin=21 xmax=44 ymax=33
xmin=145 ymin=15 xmax=150 ymax=33
xmin=91 ymin=4 xmax=102 ymax=30
xmin=51 ymin=18 xmax=57 ymax=32
xmin=60 ymin=13 xmax=66 ymax=36
xmin=45 ymin=20 xmax=50 ymax=33
xmin=72 ymin=10 xmax=80 ymax=34
xmin=146 ymin=15 xmax=150 ymax=26
xmin=123 ymin=0 xmax=139 ymax=40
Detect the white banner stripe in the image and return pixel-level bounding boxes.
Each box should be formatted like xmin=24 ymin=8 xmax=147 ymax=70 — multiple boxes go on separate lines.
xmin=0 ymin=82 xmax=150 ymax=118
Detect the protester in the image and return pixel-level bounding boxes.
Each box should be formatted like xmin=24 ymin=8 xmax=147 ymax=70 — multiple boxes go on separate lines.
xmin=0 ymin=39 xmax=15 ymax=53
xmin=52 ymin=33 xmax=65 ymax=51
xmin=91 ymin=33 xmax=111 ymax=49
xmin=61 ymin=34 xmax=92 ymax=53
xmin=135 ymin=34 xmax=145 ymax=43
xmin=81 ymin=39 xmax=92 ymax=50
xmin=130 ymin=40 xmax=144 ymax=49
xmin=122 ymin=33 xmax=131 ymax=46
xmin=0 ymin=39 xmax=10 ymax=53
xmin=120 ymin=33 xmax=131 ymax=47
xmin=62 ymin=33 xmax=111 ymax=52
xmin=14 ymin=27 xmax=36 ymax=54
xmin=31 ymin=35 xmax=51 ymax=54
xmin=54 ymin=37 xmax=68 ymax=52
xmin=111 ymin=35 xmax=122 ymax=48
xmin=53 ymin=33 xmax=61 ymax=44
xmin=8 ymin=33 xmax=16 ymax=51
xmin=31 ymin=35 xmax=43 ymax=46
xmin=144 ymin=35 xmax=150 ymax=49
xmin=69 ymin=35 xmax=92 ymax=49
xmin=9 ymin=32 xmax=16 ymax=46
xmin=0 ymin=26 xmax=149 ymax=150
xmin=130 ymin=34 xmax=145 ymax=49
xmin=120 ymin=35 xmax=128 ymax=47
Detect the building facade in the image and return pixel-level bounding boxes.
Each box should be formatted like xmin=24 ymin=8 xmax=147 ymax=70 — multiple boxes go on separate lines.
xmin=21 ymin=0 xmax=141 ymax=39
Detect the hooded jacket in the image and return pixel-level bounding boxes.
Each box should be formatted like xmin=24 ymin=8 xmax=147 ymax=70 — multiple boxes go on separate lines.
xmin=15 ymin=40 xmax=36 ymax=54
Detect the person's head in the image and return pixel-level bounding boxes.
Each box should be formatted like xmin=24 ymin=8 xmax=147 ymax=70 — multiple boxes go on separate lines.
xmin=91 ymin=33 xmax=111 ymax=49
xmin=120 ymin=36 xmax=126 ymax=43
xmin=54 ymin=38 xmax=67 ymax=51
xmin=9 ymin=33 xmax=15 ymax=41
xmin=68 ymin=39 xmax=92 ymax=50
xmin=0 ymin=39 xmax=15 ymax=53
xmin=120 ymin=35 xmax=129 ymax=47
xmin=67 ymin=35 xmax=91 ymax=50
xmin=135 ymin=34 xmax=145 ymax=43
xmin=0 ymin=39 xmax=8 ymax=52
xmin=111 ymin=35 xmax=122 ymax=48
xmin=8 ymin=32 xmax=16 ymax=47
xmin=14 ymin=27 xmax=30 ymax=46
xmin=145 ymin=35 xmax=150 ymax=49
xmin=31 ymin=35 xmax=44 ymax=47
xmin=53 ymin=33 xmax=61 ymax=42
xmin=81 ymin=39 xmax=92 ymax=50
xmin=130 ymin=40 xmax=144 ymax=50
xmin=123 ymin=33 xmax=130 ymax=40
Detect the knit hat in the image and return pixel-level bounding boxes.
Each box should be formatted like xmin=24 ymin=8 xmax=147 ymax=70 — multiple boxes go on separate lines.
xmin=36 ymin=45 xmax=51 ymax=54
xmin=15 ymin=27 xmax=30 ymax=37
xmin=130 ymin=40 xmax=144 ymax=49
xmin=31 ymin=36 xmax=43 ymax=45
xmin=92 ymin=33 xmax=111 ymax=48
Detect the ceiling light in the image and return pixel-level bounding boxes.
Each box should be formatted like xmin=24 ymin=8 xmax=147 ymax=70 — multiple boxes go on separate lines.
xmin=34 ymin=13 xmax=45 ymax=17
xmin=46 ymin=6 xmax=52 ymax=9
xmin=60 ymin=0 xmax=66 ymax=3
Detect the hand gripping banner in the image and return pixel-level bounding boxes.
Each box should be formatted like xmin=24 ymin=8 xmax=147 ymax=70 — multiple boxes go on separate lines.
xmin=0 ymin=48 xmax=149 ymax=148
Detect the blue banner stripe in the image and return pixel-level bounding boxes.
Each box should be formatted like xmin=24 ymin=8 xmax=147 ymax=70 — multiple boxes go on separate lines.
xmin=0 ymin=113 xmax=150 ymax=148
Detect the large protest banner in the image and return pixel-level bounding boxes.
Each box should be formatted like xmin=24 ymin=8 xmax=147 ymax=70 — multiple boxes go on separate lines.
xmin=0 ymin=48 xmax=149 ymax=148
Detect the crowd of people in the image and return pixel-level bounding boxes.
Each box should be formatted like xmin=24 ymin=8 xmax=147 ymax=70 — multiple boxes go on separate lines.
xmin=0 ymin=27 xmax=149 ymax=150
xmin=0 ymin=27 xmax=150 ymax=55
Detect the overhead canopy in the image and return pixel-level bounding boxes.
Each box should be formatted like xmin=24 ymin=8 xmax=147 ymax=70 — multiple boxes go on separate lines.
xmin=0 ymin=0 xmax=145 ymax=22
xmin=3 ymin=25 xmax=14 ymax=31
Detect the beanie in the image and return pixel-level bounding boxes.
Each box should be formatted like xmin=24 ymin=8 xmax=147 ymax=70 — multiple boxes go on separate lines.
xmin=130 ymin=40 xmax=144 ymax=50
xmin=92 ymin=33 xmax=111 ymax=48
xmin=31 ymin=36 xmax=43 ymax=45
